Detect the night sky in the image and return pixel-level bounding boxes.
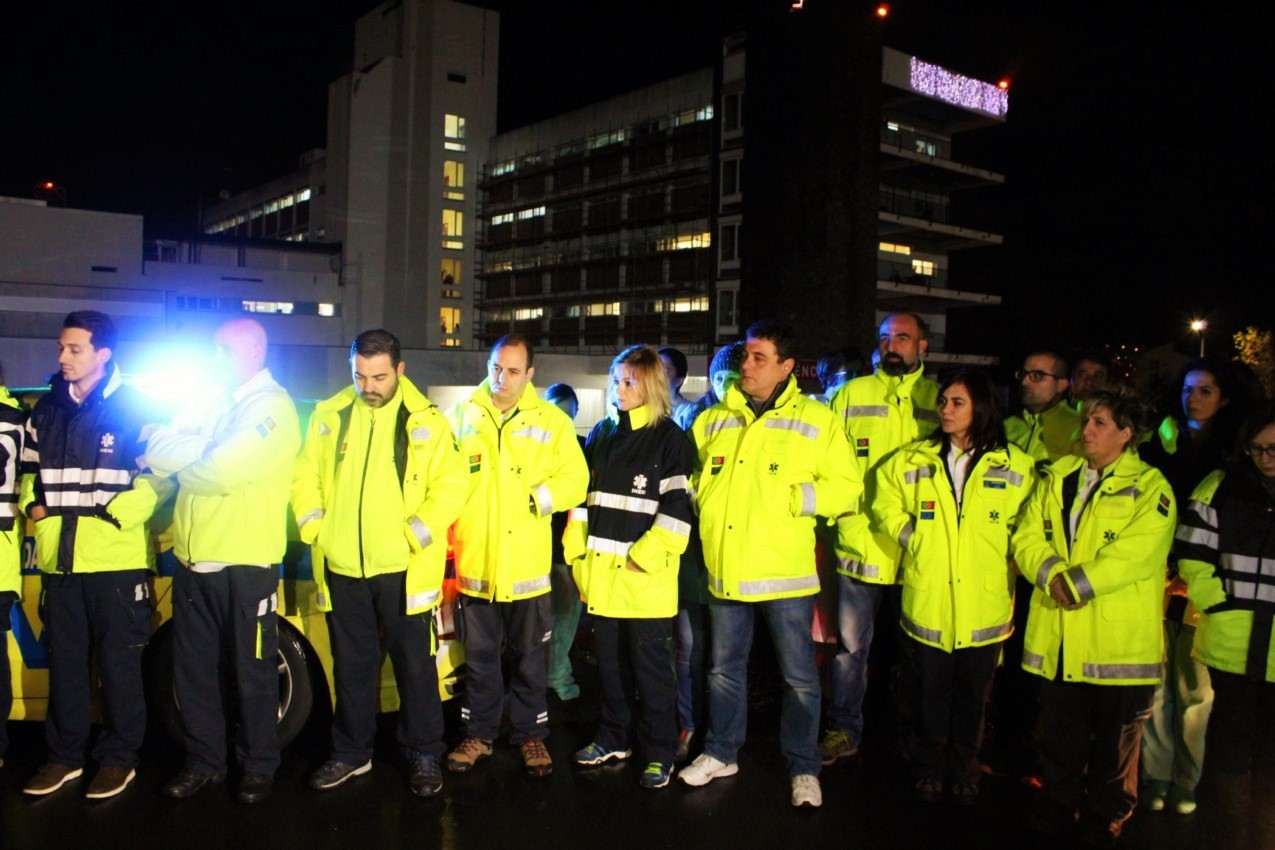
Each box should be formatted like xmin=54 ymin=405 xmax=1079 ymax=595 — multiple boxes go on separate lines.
xmin=3 ymin=1 xmax=1269 ymax=358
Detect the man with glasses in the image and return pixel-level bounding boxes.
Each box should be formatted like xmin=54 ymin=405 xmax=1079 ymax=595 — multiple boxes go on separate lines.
xmin=1006 ymin=351 xmax=1080 ymax=464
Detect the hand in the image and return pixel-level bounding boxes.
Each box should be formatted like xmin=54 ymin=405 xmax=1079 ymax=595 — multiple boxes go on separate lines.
xmin=624 ymin=559 xmax=645 ymax=573
xmin=1167 ymin=576 xmax=1188 ymax=597
xmin=27 ymin=505 xmax=48 ymax=522
xmin=1048 ymin=575 xmax=1084 ymax=611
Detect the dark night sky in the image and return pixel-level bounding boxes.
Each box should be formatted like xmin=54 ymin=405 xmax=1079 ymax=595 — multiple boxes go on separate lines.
xmin=2 ymin=1 xmax=1270 ymax=357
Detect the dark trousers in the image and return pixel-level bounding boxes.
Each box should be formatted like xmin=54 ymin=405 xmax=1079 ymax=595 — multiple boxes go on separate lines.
xmin=458 ymin=594 xmax=551 ymax=742
xmin=595 ymin=615 xmax=678 ymax=764
xmin=327 ymin=571 xmax=443 ymax=762
xmin=1203 ymin=669 xmax=1275 ymax=848
xmin=1038 ymin=679 xmax=1154 ymax=826
xmin=42 ymin=571 xmax=151 ymax=768
xmin=172 ymin=565 xmax=280 ymax=775
xmin=910 ymin=639 xmax=1001 ymax=784
xmin=1 ymin=598 xmax=14 ymax=758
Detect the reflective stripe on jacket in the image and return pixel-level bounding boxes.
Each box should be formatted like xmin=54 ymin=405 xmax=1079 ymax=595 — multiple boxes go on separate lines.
xmin=829 ymin=367 xmax=939 ymax=585
xmin=1011 ymin=451 xmax=1175 ymax=685
xmin=871 ymin=439 xmax=1035 ymax=652
xmin=692 ymin=376 xmax=860 ymax=602
xmin=291 ymin=376 xmax=468 ymax=615
xmin=0 ymin=388 xmax=25 ymax=594
xmin=1177 ymin=466 xmax=1275 ymax=682
xmin=564 ymin=403 xmax=694 ymax=618
xmin=447 ymin=381 xmax=588 ymax=602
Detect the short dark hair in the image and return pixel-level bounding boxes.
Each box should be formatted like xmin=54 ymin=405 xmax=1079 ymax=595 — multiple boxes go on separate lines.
xmin=816 ymin=347 xmax=863 ymax=390
xmin=928 ymin=369 xmax=1006 ymax=455
xmin=1072 ymin=351 xmax=1113 ymax=376
xmin=63 ymin=310 xmax=117 ymax=352
xmin=543 ymin=382 xmax=578 ymax=407
xmin=657 ymin=347 xmax=688 ymax=380
xmin=492 ymin=333 xmax=534 ymax=367
xmin=1239 ymin=401 xmax=1275 ymax=457
xmin=1025 ymin=350 xmax=1070 ymax=379
xmin=350 ymin=329 xmax=401 ymax=366
xmin=745 ymin=319 xmax=798 ymax=362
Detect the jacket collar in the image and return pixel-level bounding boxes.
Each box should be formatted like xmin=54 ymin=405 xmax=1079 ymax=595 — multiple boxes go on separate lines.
xmin=724 ymin=374 xmax=799 ymax=415
xmin=470 ymin=379 xmax=540 ymax=417
xmin=618 ymin=403 xmax=656 ymax=430
xmin=908 ymin=438 xmax=1011 ymax=469
xmin=872 ymin=363 xmax=928 ymax=398
xmin=318 ymin=374 xmax=432 ymax=415
xmin=53 ymin=361 xmax=123 ymax=407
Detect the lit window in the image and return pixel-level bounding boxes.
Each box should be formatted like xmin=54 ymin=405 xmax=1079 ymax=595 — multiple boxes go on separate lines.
xmin=264 ymin=199 xmax=280 ymax=214
xmin=443 ymin=289 xmax=462 ymax=299
xmin=279 ymin=194 xmax=295 ymax=209
xmin=657 ymin=232 xmax=711 ymax=251
xmin=318 ymin=303 xmax=335 ymax=317
xmin=516 ymin=206 xmax=545 ymax=220
xmin=491 ymin=160 xmax=515 ymax=176
xmin=879 ymin=242 xmax=911 ymax=255
xmin=250 ymin=207 xmax=264 ymax=220
xmin=588 ymin=129 xmax=626 ymax=149
xmin=441 ymin=258 xmax=462 ymax=290
xmin=513 ymin=307 xmax=544 ymax=321
xmin=441 ymin=338 xmax=462 ymax=348
xmin=297 ymin=188 xmax=312 ymax=203
xmin=668 ymin=297 xmax=709 ymax=313
xmin=444 ymin=114 xmax=466 ymax=151
xmin=912 ymin=259 xmax=935 ymax=276
xmin=886 ymin=121 xmax=900 ymax=132
xmin=442 ymin=209 xmax=464 ymax=238
xmin=443 ymin=241 xmax=464 ymax=251
xmin=440 ymin=307 xmax=462 ymax=334
xmin=242 ymin=301 xmax=294 ymax=315
xmin=585 ymin=302 xmax=620 ymax=317
xmin=444 ymin=161 xmax=465 ymax=200
xmin=491 ymin=212 xmax=513 ymax=225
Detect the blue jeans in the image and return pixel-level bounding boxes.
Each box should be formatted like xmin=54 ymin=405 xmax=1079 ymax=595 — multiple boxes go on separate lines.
xmin=704 ymin=595 xmax=821 ymax=777
xmin=676 ymin=603 xmax=708 ymax=733
xmin=826 ymin=575 xmax=884 ymax=743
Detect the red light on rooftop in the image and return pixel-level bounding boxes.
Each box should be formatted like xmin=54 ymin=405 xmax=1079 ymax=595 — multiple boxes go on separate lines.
xmin=876 ymin=4 xmax=890 ymax=17
xmin=997 ymin=79 xmax=1010 ymax=90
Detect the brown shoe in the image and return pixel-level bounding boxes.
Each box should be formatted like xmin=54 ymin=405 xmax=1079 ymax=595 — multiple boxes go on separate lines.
xmin=24 ymin=763 xmax=84 ymax=796
xmin=519 ymin=738 xmax=553 ymax=778
xmin=86 ymin=765 xmax=137 ymax=799
xmin=446 ymin=736 xmax=493 ymax=773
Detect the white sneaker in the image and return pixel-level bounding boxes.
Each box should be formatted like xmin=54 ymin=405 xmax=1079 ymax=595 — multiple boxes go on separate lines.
xmin=678 ymin=754 xmax=739 ymax=787
xmin=791 ymin=774 xmax=822 ymax=808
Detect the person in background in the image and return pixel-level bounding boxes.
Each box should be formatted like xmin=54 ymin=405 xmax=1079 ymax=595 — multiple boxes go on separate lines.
xmin=815 ymin=347 xmax=863 ymax=405
xmin=1070 ymin=352 xmax=1113 ymax=407
xmin=147 ymin=317 xmax=300 ymax=804
xmin=659 ymin=347 xmax=696 ymax=417
xmin=680 ymin=320 xmax=859 ymax=808
xmin=19 ymin=311 xmax=170 ymax=800
xmin=870 ymin=369 xmax=1034 ymax=804
xmin=671 ymin=341 xmax=744 ymax=762
xmin=0 ymin=363 xmax=26 ymax=771
xmin=1138 ymin=357 xmax=1250 ymax=816
xmin=1013 ymin=384 xmax=1175 ymax=847
xmin=544 ymin=382 xmax=585 ymax=702
xmin=1177 ymin=403 xmax=1275 ymax=849
xmin=1005 ymin=350 xmax=1080 ymax=464
xmin=291 ymin=330 xmax=467 ymax=797
xmin=566 ymin=345 xmax=694 ymax=789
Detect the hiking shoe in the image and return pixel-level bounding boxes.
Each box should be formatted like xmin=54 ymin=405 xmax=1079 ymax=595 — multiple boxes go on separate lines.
xmin=639 ymin=762 xmax=673 ymax=789
xmin=446 ymin=736 xmax=493 ymax=773
xmin=86 ymin=766 xmax=136 ymax=799
xmin=914 ymin=777 xmax=943 ymax=803
xmin=679 ymin=753 xmax=738 ymax=787
xmin=409 ymin=752 xmax=443 ymax=797
xmin=818 ymin=728 xmax=858 ymax=765
xmin=520 ymin=738 xmax=553 ymax=778
xmin=309 ymin=759 xmax=372 ymax=791
xmin=23 ymin=764 xmax=83 ymax=796
xmin=791 ymin=774 xmax=823 ymax=808
xmin=575 ymin=742 xmax=631 ymax=766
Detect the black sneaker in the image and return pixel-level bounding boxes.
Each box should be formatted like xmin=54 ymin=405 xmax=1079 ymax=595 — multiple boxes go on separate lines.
xmin=309 ymin=759 xmax=372 ymax=791
xmin=409 ymin=752 xmax=443 ymax=798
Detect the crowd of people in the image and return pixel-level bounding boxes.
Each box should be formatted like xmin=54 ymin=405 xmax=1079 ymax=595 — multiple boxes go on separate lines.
xmin=0 ymin=309 xmax=1272 ymax=849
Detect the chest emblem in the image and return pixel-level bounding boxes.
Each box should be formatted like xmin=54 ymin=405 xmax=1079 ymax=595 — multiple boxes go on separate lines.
xmin=100 ymin=432 xmax=115 ymax=453
xmin=768 ymin=462 xmax=779 ymax=475
xmin=469 ymin=454 xmax=482 ymax=473
xmin=1104 ymin=529 xmax=1117 ymax=543
xmin=632 ymin=474 xmax=648 ymax=495
xmin=856 ymin=437 xmax=870 ymax=458
xmin=920 ymin=500 xmax=935 ymax=520
xmin=1157 ymin=493 xmax=1171 ymax=517
xmin=711 ymin=456 xmax=725 ymax=476
xmin=988 ymin=510 xmax=1000 ymax=523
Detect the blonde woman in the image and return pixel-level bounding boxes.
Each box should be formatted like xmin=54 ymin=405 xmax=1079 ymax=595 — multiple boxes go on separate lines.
xmin=565 ymin=345 xmax=695 ymax=789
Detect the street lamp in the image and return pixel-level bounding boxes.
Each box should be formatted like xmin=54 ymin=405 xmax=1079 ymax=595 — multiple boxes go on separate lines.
xmin=1190 ymin=319 xmax=1207 ymax=356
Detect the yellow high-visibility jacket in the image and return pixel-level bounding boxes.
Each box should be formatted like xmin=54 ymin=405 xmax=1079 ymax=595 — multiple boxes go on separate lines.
xmin=871 ymin=439 xmax=1035 ymax=652
xmin=1012 ymin=451 xmax=1175 ymax=685
xmin=447 ymin=381 xmax=587 ymax=602
xmin=692 ymin=376 xmax=860 ymax=602
xmin=1177 ymin=467 xmax=1275 ymax=683
xmin=1 ymin=387 xmax=26 ymax=595
xmin=1005 ymin=401 xmax=1080 ymax=464
xmin=291 ymin=377 xmax=468 ymax=615
xmin=829 ymin=367 xmax=939 ymax=585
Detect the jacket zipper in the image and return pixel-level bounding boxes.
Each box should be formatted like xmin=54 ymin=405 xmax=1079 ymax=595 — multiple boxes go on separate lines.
xmin=357 ymin=411 xmax=375 ymax=577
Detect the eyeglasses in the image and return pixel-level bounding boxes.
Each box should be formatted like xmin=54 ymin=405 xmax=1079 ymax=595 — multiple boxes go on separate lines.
xmin=1248 ymin=444 xmax=1275 ymax=460
xmin=1015 ymin=369 xmax=1063 ymax=383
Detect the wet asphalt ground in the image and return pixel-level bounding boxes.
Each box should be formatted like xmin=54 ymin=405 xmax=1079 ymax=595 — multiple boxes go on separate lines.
xmin=0 ymin=638 xmax=1255 ymax=850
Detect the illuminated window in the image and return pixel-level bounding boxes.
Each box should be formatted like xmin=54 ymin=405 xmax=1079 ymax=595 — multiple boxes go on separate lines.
xmin=668 ymin=297 xmax=709 ymax=313
xmin=297 ymin=188 xmax=312 ymax=203
xmin=242 ymin=301 xmax=294 ymax=315
xmin=585 ymin=302 xmax=620 ymax=317
xmin=250 ymin=207 xmax=263 ymax=220
xmin=443 ymin=289 xmax=462 ymax=299
xmin=443 ymin=241 xmax=464 ymax=251
xmin=440 ymin=307 xmax=462 ymax=334
xmin=491 ymin=212 xmax=513 ymax=225
xmin=444 ymin=161 xmax=465 ymax=200
xmin=491 ymin=160 xmax=515 ymax=176
xmin=879 ymin=242 xmax=911 ymax=255
xmin=442 ymin=209 xmax=463 ymax=238
xmin=444 ymin=114 xmax=466 ymax=151
xmin=514 ymin=307 xmax=543 ymax=321
xmin=516 ymin=206 xmax=545 ymax=220
xmin=441 ymin=258 xmax=462 ymax=290
xmin=279 ymin=194 xmax=295 ymax=209
xmin=318 ymin=303 xmax=335 ymax=317
xmin=657 ymin=232 xmax=711 ymax=252
xmin=912 ymin=259 xmax=935 ymax=276
xmin=588 ymin=129 xmax=626 ymax=149
xmin=441 ymin=338 xmax=462 ymax=348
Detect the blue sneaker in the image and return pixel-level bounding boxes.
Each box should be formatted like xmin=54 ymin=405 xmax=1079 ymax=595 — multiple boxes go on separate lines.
xmin=574 ymin=742 xmax=631 ymax=766
xmin=639 ymin=762 xmax=673 ymax=789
